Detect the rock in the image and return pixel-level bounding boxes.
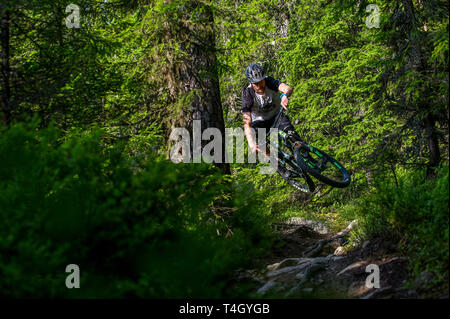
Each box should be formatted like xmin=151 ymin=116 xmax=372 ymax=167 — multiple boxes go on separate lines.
xmin=256 ymin=281 xmax=281 ymax=295
xmin=267 ymin=258 xmax=302 ymax=271
xmin=332 ymin=256 xmax=345 ymax=261
xmin=266 ymin=260 xmax=312 ymax=278
xmin=298 ymin=262 xmax=327 ymax=286
xmin=312 ymin=256 xmax=331 ymax=264
xmin=334 ymin=246 xmax=346 ymax=256
xmin=287 ymin=217 xmax=329 ymax=234
xmin=337 ymin=260 xmax=368 ymax=276
xmin=250 ymin=215 xmax=420 ymax=298
xmin=295 ymin=273 xmax=305 ymax=280
xmin=266 ymin=265 xmax=300 ymax=278
xmin=298 ymin=258 xmax=313 ymax=265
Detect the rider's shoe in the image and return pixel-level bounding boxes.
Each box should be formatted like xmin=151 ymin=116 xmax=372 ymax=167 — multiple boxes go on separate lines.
xmin=277 ymin=164 xmax=291 ymax=180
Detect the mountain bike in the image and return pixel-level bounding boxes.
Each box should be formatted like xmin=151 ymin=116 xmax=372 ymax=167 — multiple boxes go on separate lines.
xmin=263 ymin=108 xmax=351 ymax=193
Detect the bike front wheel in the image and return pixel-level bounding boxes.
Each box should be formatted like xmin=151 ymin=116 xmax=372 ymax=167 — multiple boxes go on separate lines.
xmin=294 ymin=144 xmax=351 ymax=188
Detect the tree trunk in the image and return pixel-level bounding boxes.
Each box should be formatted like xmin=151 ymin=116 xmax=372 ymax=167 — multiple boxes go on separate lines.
xmin=1 ymin=9 xmax=11 ymax=126
xmin=424 ymin=113 xmax=441 ymax=168
xmin=166 ymin=1 xmax=230 ymax=174
xmin=401 ymin=0 xmax=441 ymax=170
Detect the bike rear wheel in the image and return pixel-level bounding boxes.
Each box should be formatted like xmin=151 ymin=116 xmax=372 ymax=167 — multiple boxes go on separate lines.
xmin=294 ymin=143 xmax=351 ymax=188
xmin=276 ymin=141 xmax=316 ymax=193
xmin=282 ymin=159 xmax=315 ymax=193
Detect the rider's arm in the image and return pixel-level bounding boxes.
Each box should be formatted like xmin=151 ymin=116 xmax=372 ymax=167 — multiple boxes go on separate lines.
xmin=278 ymin=82 xmax=293 ymax=109
xmin=242 ymin=87 xmax=258 ymax=153
xmin=243 ymin=112 xmax=257 ymax=153
xmin=279 ymin=83 xmax=293 ymax=97
xmin=265 ymin=76 xmax=293 ymax=108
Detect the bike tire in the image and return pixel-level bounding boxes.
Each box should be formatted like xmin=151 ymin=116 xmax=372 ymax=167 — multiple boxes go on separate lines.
xmin=288 ymin=169 xmax=316 ymax=193
xmin=281 ymin=160 xmax=316 ymax=193
xmin=294 ymin=144 xmax=351 ymax=188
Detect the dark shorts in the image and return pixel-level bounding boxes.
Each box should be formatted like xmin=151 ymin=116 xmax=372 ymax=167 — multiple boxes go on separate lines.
xmin=251 ymin=111 xmax=295 ymax=139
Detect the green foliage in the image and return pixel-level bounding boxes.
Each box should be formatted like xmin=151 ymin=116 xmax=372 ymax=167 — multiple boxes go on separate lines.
xmin=217 ymin=2 xmax=448 ymax=294
xmin=341 ymin=165 xmax=449 ymax=283
xmin=1 ymin=0 xmax=448 ymax=297
xmin=0 ymin=121 xmax=274 ymax=298
xmin=278 ymin=0 xmax=402 ymax=186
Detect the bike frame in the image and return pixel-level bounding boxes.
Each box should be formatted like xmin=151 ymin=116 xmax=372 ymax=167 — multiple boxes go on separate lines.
xmin=262 ymin=109 xmax=306 ymax=179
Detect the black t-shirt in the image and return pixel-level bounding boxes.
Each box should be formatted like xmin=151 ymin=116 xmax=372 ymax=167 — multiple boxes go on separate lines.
xmin=241 ymin=76 xmax=282 ymax=122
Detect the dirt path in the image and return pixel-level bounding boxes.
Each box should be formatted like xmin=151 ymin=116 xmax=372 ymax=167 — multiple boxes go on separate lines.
xmin=235 ymin=218 xmax=424 ymax=299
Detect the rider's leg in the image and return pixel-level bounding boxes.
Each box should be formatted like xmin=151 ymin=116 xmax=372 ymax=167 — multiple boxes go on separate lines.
xmin=251 ymin=119 xmax=291 ymax=179
xmin=251 ymin=119 xmax=271 ymax=157
xmin=276 ymin=112 xmax=303 ymax=149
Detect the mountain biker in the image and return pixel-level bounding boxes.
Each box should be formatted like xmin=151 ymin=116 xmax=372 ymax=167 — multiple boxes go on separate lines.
xmin=242 ymin=63 xmax=300 ymax=179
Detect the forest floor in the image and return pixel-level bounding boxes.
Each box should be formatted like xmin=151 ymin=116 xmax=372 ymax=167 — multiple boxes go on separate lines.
xmin=233 ymin=218 xmax=448 ymax=299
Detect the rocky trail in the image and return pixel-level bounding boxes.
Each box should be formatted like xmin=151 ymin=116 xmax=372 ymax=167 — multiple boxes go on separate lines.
xmin=234 ymin=218 xmax=436 ymax=299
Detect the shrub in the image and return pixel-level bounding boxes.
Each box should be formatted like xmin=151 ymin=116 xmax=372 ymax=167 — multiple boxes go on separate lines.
xmin=0 ymin=120 xmax=273 ymax=298
xmin=342 ymin=165 xmax=449 ymax=284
